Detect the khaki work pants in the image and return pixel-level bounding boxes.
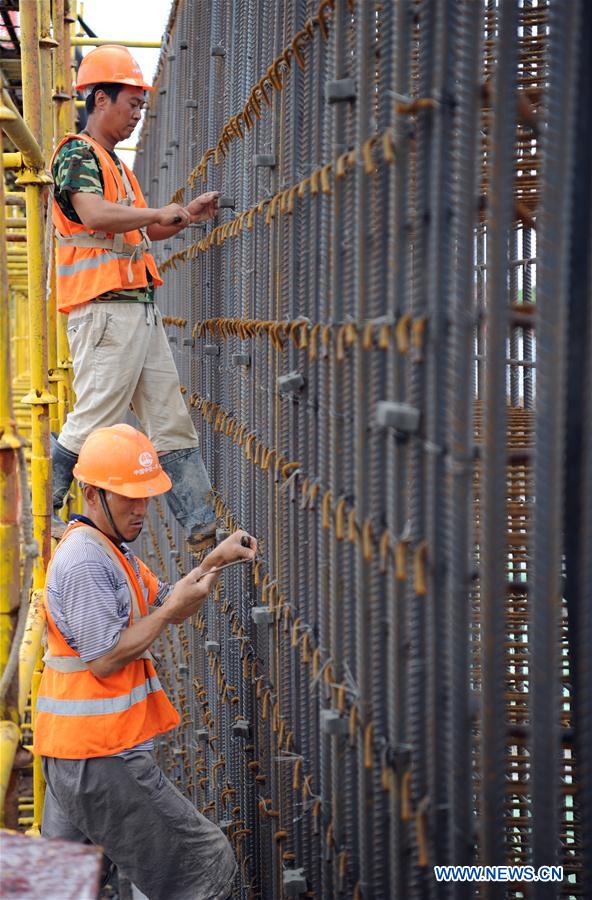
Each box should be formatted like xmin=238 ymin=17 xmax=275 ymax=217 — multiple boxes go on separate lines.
xmin=58 ymin=302 xmax=198 ymax=455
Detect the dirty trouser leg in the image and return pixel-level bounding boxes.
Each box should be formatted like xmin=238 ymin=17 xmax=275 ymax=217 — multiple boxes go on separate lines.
xmin=57 ymin=304 xmax=151 ymax=455
xmin=42 ymin=753 xmax=236 ymax=900
xmin=132 ymin=306 xmax=215 ymax=535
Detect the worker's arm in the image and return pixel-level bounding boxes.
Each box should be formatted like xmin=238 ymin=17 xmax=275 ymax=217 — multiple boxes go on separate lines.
xmin=87 ymin=531 xmax=256 ymax=678
xmin=87 ymin=567 xmax=218 ymax=678
xmin=70 ymin=190 xmax=191 ymax=235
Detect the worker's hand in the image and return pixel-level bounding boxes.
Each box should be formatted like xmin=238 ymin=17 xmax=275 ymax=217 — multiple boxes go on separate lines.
xmin=163 ymin=567 xmax=219 ymax=624
xmin=185 ymin=191 xmax=219 ymax=223
xmin=202 ymin=530 xmax=257 ymax=573
xmin=156 ymin=203 xmax=191 ymax=228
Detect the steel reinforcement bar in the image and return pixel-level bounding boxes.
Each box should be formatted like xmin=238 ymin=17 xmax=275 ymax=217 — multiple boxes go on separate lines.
xmin=133 ymin=1 xmax=589 ymax=897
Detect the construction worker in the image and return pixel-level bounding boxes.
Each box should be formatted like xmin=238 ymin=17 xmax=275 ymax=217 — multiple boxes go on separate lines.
xmin=51 ymin=45 xmax=218 ymax=551
xmin=35 ymin=424 xmax=256 ymax=900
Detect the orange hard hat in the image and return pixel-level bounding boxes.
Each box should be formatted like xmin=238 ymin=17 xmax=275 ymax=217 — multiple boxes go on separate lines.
xmin=73 ymin=424 xmax=171 ymax=498
xmin=75 ymin=45 xmax=153 ymax=92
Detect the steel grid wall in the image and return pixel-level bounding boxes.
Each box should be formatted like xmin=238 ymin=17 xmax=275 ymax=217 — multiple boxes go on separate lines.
xmin=133 ymin=1 xmax=591 ymax=897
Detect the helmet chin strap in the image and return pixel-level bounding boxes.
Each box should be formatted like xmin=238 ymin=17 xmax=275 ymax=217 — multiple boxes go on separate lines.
xmin=98 ymin=488 xmax=128 ymax=546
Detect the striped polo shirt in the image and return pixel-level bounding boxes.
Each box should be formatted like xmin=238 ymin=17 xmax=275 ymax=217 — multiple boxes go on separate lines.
xmin=46 ymin=515 xmax=172 ymax=756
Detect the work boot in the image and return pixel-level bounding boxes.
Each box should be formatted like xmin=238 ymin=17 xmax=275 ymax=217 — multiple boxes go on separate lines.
xmin=159 ymin=447 xmax=217 ymax=552
xmin=51 ymin=433 xmax=78 ymax=539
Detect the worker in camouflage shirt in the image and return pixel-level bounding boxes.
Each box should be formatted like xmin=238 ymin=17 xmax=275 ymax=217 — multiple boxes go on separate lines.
xmin=51 ymin=45 xmax=219 ymax=554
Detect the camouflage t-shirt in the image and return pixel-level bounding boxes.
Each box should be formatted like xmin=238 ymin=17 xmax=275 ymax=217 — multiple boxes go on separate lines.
xmin=52 ymin=133 xmax=154 ymax=303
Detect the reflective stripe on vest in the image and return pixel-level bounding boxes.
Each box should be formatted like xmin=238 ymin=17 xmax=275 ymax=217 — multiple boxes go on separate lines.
xmin=37 ymin=676 xmax=162 ymax=717
xmin=57 ymin=249 xmax=145 ymax=278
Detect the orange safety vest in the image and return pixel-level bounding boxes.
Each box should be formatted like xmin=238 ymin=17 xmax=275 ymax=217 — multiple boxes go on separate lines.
xmin=33 ymin=522 xmax=180 ymax=759
xmin=51 ymin=132 xmax=163 ymax=314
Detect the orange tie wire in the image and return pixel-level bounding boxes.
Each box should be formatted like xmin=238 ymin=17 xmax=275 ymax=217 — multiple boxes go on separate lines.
xmin=416 ymin=797 xmax=429 ymax=867
xmin=349 ymin=703 xmax=359 ymax=742
xmin=291 ymin=29 xmax=309 ymax=69
xmin=401 ymin=769 xmax=412 ymax=821
xmin=301 ymin=632 xmax=311 ymax=664
xmin=282 ymin=460 xmax=301 ymax=480
xmin=353 ymin=882 xmax=363 ymax=900
xmin=253 ymin=559 xmax=264 ymax=585
xmin=321 ymin=323 xmax=332 ymax=348
xmin=274 ymin=831 xmax=288 ymax=843
xmin=321 ymin=490 xmax=333 ymax=529
xmin=362 ymin=321 xmax=374 ymax=351
xmin=378 ymin=323 xmax=391 ymax=350
xmin=297 ymin=176 xmax=310 ymax=199
xmin=339 ymin=850 xmax=348 ymax=880
xmin=269 ymin=583 xmax=280 ymax=612
xmin=308 ymin=481 xmax=320 ymax=509
xmin=242 ymin=656 xmax=250 ymax=680
xmin=309 ymin=322 xmax=321 ymax=359
xmin=379 ymin=529 xmax=392 ymax=573
xmin=309 ymin=169 xmax=320 ymax=195
xmin=335 ymin=683 xmax=346 ymax=713
xmin=292 ymin=758 xmax=303 ymax=791
xmin=335 ymin=325 xmax=347 ymax=362
xmin=362 ymin=519 xmax=374 ymax=561
xmin=348 ymin=508 xmax=359 ymax=544
xmin=395 ymin=312 xmax=412 ymax=353
xmin=312 ymin=646 xmax=321 ymax=679
xmin=272 ymin=702 xmax=280 ymax=734
xmin=261 ymin=691 xmax=271 ymax=721
xmin=383 ymin=128 xmax=396 ymax=163
xmin=412 ymin=316 xmax=427 ymax=351
xmin=291 ymin=617 xmax=302 ymax=648
xmin=320 ymin=162 xmax=333 ymax=194
xmin=361 ymin=136 xmax=378 ymax=175
xmin=364 ymin=722 xmax=375 ymax=769
xmin=316 ymin=0 xmax=335 ymax=40
xmin=335 ymin=497 xmax=347 ymax=540
xmin=413 ymin=540 xmax=428 ymax=596
xmin=278 ymin=719 xmax=286 ymax=748
xmin=336 ymin=150 xmax=349 ymax=179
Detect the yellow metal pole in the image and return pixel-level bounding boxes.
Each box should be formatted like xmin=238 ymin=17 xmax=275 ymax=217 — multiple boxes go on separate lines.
xmin=40 ymin=0 xmax=60 ymax=435
xmin=0 ymin=138 xmax=21 ymax=713
xmin=0 ymin=137 xmax=23 ymax=829
xmin=54 ymin=0 xmax=75 ymax=435
xmin=71 ymin=36 xmax=162 ymax=47
xmin=18 ymin=591 xmax=45 ymax=721
xmin=2 ymin=152 xmax=23 ymax=169
xmin=18 ymin=0 xmax=56 ymax=835
xmin=0 ymin=721 xmax=21 ymax=825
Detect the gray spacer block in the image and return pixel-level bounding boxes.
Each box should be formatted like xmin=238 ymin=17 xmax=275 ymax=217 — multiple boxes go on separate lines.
xmin=251 ymin=606 xmax=274 ymax=626
xmin=204 ymin=344 xmax=220 ymax=357
xmin=375 ymin=401 xmax=421 ymax=435
xmin=172 ymin=747 xmax=183 ymax=757
xmin=211 ymin=44 xmax=226 ymax=57
xmin=196 ymin=728 xmax=209 ymax=743
xmin=278 ymin=372 xmax=305 ymax=395
xmin=178 ymin=663 xmax=189 ymax=675
xmin=218 ymin=196 xmax=236 ymax=209
xmin=183 ymin=337 xmax=194 ymax=347
xmin=185 ymin=99 xmax=198 ymax=109
xmin=232 ymin=352 xmax=251 ymax=367
xmin=167 ymin=335 xmax=177 ymax=344
xmin=253 ymin=154 xmax=276 ymax=168
xmin=283 ymin=868 xmax=307 ymax=896
xmin=231 ymin=720 xmax=251 ymax=739
xmin=320 ymin=708 xmax=349 ymax=736
xmin=325 ymin=78 xmax=356 ymax=103
xmin=205 ymin=640 xmax=220 ymax=654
